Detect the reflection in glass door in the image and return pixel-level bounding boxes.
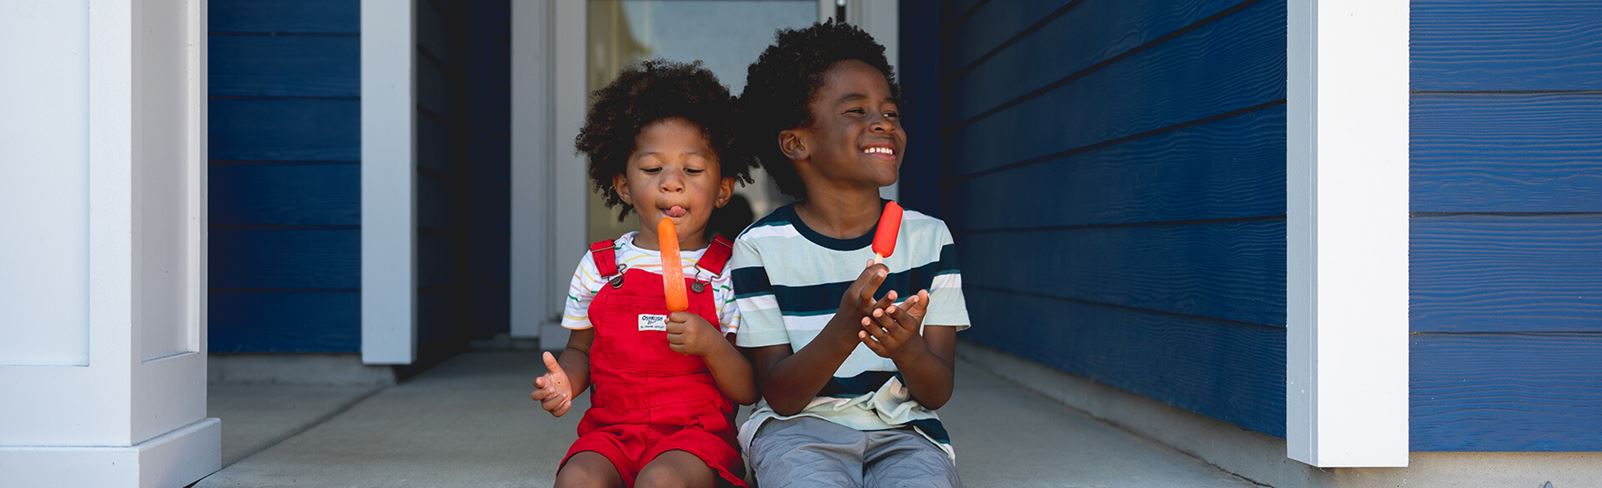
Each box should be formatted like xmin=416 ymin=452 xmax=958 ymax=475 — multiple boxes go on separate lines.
xmin=584 ymin=0 xmax=819 ymax=243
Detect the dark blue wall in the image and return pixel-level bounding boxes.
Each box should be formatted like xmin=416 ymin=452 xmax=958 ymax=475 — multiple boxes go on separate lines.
xmin=902 ymin=0 xmax=1287 ymax=437
xmin=209 ymin=0 xmax=362 ymax=352
xmin=462 ymin=1 xmax=513 ymax=342
xmin=415 ymin=0 xmax=458 ymax=361
xmin=208 ymin=0 xmax=511 ymax=355
xmin=1410 ymin=0 xmax=1602 ymax=451
xmin=414 ymin=0 xmax=513 ymax=362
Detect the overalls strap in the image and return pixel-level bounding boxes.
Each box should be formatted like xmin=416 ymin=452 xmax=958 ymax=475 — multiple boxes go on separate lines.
xmin=589 ymin=239 xmax=621 ymax=279
xmin=694 ymin=234 xmax=734 ymax=277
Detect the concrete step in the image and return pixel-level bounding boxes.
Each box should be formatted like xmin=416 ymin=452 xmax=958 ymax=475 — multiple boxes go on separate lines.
xmin=197 ymin=350 xmax=1255 ymax=487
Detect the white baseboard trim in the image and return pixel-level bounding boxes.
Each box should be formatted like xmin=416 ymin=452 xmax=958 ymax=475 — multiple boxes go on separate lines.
xmin=956 ymin=342 xmax=1602 ymax=488
xmin=0 ymin=417 xmax=221 ymax=488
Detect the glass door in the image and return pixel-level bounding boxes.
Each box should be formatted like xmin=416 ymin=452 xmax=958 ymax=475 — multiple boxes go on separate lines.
xmin=584 ymin=0 xmax=821 ymax=243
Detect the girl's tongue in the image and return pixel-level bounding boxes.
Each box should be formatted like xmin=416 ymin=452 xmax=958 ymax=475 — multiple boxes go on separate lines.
xmin=664 ymin=205 xmax=688 ymax=218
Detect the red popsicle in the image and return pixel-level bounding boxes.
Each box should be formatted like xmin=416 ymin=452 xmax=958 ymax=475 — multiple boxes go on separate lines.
xmin=872 ymin=201 xmax=904 ymax=264
xmin=658 ymin=218 xmax=689 ymax=312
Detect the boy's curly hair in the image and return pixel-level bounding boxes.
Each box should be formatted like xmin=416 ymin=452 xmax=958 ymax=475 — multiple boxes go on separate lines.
xmin=740 ymin=20 xmax=899 ymax=199
xmin=575 ymin=59 xmax=752 ymax=220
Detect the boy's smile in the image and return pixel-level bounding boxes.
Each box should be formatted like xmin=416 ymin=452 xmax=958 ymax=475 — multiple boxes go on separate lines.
xmin=792 ymin=59 xmax=905 ymax=191
xmin=614 ymin=117 xmax=734 ymax=250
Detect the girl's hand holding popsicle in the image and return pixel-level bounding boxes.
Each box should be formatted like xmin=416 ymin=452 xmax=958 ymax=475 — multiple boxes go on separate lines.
xmin=666 ymin=311 xmax=724 ymax=356
xmin=658 ymin=218 xmax=723 ymax=356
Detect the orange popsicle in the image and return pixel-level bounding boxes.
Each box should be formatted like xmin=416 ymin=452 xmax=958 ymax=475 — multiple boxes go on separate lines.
xmin=872 ymin=201 xmax=904 ymax=264
xmin=659 ymin=217 xmax=689 ymax=312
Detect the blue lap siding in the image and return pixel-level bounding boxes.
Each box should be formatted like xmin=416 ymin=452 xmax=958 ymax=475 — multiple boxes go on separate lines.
xmin=208 ymin=0 xmax=362 ymax=352
xmin=208 ymin=0 xmax=510 ymax=355
xmin=1410 ymin=0 xmax=1602 ymax=451
xmin=901 ymin=0 xmax=1288 ymax=436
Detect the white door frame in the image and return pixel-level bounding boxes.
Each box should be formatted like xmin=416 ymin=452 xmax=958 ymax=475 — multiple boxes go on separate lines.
xmin=0 ymin=0 xmax=219 ymax=485
xmin=1285 ymin=0 xmax=1410 ymax=467
xmin=510 ymin=1 xmax=588 ymax=344
xmin=510 ymin=1 xmax=897 ymax=346
xmin=361 ymin=0 xmax=418 ymax=364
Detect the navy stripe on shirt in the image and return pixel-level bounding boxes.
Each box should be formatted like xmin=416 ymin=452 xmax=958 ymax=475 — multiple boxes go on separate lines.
xmin=906 ymin=418 xmax=952 ymax=443
xmin=734 ymin=245 xmax=961 ymax=316
xmin=818 ymin=370 xmax=903 ymax=398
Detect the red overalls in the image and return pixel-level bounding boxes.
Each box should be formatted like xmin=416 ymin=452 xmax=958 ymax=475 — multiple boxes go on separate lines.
xmin=561 ymin=235 xmax=746 ymax=487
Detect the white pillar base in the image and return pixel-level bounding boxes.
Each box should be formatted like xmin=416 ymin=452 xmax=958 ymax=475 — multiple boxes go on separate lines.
xmin=0 ymin=418 xmax=220 ymax=488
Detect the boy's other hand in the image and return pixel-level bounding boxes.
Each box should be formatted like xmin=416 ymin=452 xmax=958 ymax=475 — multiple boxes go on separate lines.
xmin=860 ymin=289 xmax=932 ymax=361
xmin=531 ymin=351 xmax=573 ymax=417
xmin=839 ymin=260 xmax=897 ymax=323
xmin=666 ymin=311 xmax=723 ymax=356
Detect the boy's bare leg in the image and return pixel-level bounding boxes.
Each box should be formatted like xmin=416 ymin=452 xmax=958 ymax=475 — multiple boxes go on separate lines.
xmin=636 ymin=450 xmax=717 ymax=488
xmin=555 ymin=452 xmax=624 ymax=488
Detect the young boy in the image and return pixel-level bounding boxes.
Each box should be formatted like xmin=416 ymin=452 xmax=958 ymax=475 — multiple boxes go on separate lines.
xmin=732 ymin=21 xmax=970 ymax=487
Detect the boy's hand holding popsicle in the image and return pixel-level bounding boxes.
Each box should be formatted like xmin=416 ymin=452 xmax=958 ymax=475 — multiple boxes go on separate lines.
xmin=859 ymin=201 xmax=933 ymax=359
xmin=834 ymin=201 xmax=906 ymax=322
xmin=659 ymin=218 xmax=728 ymax=357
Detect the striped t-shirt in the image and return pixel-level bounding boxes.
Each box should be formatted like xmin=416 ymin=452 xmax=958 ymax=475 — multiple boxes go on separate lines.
xmin=732 ymin=202 xmax=970 ymax=463
xmin=562 ymin=231 xmax=739 ymax=334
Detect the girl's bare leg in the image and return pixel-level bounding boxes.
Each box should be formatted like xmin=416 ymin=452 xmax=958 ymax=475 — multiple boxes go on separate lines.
xmin=635 ymin=450 xmax=717 ymax=488
xmin=555 ymin=451 xmax=624 ymax=488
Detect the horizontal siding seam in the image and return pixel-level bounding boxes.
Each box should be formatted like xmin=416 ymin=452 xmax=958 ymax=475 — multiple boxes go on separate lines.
xmin=957 ymin=214 xmax=1286 ymax=234
xmin=940 ymin=99 xmax=1286 ymax=185
xmin=212 ymin=224 xmax=360 ymax=231
xmin=209 ymin=31 xmax=359 ymax=37
xmin=1411 ymin=331 xmax=1602 ymax=337
xmin=938 ymin=0 xmax=995 ymax=38
xmin=211 ymin=288 xmax=361 ymax=294
xmin=938 ymin=0 xmax=1262 ymax=134
xmin=1413 ymin=90 xmax=1602 ymax=96
xmin=966 ymin=284 xmax=1286 ymax=330
xmin=939 ymin=0 xmax=1082 ymax=84
xmin=1412 ymin=212 xmax=1602 ymax=218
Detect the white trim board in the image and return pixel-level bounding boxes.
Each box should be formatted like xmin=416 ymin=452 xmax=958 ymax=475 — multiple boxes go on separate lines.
xmin=1285 ymin=0 xmax=1410 ymax=467
xmin=509 ymin=1 xmax=550 ymax=340
xmin=510 ymin=0 xmax=587 ymax=347
xmin=0 ymin=1 xmax=218 ymax=485
xmin=544 ymin=0 xmax=589 ymax=348
xmin=361 ymin=0 xmax=418 ymax=365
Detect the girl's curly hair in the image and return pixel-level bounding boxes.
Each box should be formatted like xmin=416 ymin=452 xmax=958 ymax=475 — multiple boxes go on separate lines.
xmin=575 ymin=59 xmax=752 ymax=220
xmin=739 ymin=20 xmax=899 ymax=199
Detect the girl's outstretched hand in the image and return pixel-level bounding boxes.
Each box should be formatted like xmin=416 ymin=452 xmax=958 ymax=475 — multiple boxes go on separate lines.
xmin=531 ymin=351 xmax=573 ymax=417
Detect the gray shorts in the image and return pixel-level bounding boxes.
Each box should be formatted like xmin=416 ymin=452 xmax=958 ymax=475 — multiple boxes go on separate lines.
xmin=747 ymin=416 xmax=961 ymax=488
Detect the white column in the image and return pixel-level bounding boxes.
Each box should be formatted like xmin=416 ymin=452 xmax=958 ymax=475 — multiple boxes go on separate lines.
xmin=0 ymin=1 xmax=219 ymax=486
xmin=361 ymin=0 xmax=417 ymax=364
xmin=546 ymin=0 xmax=589 ymax=349
xmin=1286 ymin=0 xmax=1410 ymax=467
xmin=512 ymin=0 xmax=587 ymax=348
xmin=511 ymin=1 xmax=551 ymax=340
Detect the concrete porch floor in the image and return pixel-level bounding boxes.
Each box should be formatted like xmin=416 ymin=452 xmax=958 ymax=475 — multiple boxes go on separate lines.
xmin=195 ymin=351 xmax=1255 ymax=487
